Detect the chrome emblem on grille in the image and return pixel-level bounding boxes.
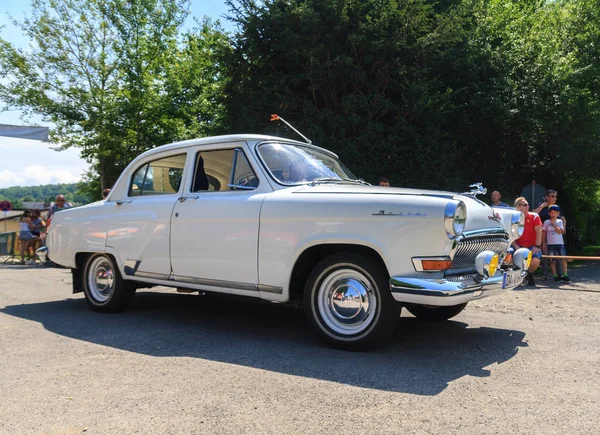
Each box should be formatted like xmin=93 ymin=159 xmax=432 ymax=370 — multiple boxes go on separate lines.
xmin=488 ymin=212 xmax=501 ymax=222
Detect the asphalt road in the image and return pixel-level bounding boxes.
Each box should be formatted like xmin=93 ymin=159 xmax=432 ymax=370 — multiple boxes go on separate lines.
xmin=1 ymin=262 xmax=599 ymax=434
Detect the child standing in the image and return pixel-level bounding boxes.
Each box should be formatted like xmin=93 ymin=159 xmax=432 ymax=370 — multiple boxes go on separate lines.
xmin=543 ymin=205 xmax=571 ymax=283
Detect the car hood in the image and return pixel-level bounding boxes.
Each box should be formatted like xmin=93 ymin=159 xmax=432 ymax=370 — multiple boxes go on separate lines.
xmin=292 ymin=184 xmax=506 ymax=234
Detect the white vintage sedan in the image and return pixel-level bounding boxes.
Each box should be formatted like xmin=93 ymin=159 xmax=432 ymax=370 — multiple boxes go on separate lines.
xmin=41 ymin=134 xmax=532 ymax=349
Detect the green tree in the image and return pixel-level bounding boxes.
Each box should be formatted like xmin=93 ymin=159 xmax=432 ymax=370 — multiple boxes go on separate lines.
xmin=221 ymin=0 xmax=483 ymax=189
xmin=222 ymin=0 xmax=599 ymax=243
xmin=0 ymin=0 xmax=229 ymax=199
xmin=465 ymin=0 xmax=600 ymax=243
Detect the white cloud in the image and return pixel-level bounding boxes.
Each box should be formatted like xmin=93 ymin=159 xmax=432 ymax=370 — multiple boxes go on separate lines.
xmin=0 ymin=137 xmax=89 ymax=188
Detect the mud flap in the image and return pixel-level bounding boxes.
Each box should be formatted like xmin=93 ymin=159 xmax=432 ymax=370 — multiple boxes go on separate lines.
xmin=71 ymin=268 xmax=83 ymax=293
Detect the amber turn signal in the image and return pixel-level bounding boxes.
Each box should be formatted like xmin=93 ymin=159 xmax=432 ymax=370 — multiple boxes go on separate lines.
xmin=421 ymin=259 xmax=453 ymax=271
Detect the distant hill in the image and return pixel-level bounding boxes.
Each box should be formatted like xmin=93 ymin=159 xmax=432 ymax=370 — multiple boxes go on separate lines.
xmin=0 ymin=183 xmax=91 ymax=209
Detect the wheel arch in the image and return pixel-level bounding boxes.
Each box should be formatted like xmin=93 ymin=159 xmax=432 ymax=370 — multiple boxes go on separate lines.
xmin=73 ymin=251 xmax=122 ymax=294
xmin=289 ymin=243 xmax=389 ymax=303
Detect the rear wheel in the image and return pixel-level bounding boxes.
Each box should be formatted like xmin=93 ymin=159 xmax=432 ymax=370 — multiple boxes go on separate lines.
xmin=82 ymin=254 xmax=135 ymax=312
xmin=304 ymin=253 xmax=398 ymax=350
xmin=405 ymin=303 xmax=467 ymax=321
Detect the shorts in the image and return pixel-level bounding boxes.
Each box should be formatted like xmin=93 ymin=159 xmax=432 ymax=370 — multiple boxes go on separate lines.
xmin=507 ymin=245 xmax=542 ymax=260
xmin=19 ymin=231 xmax=33 ymax=241
xmin=547 ymin=244 xmax=567 ymax=257
xmin=524 ymin=246 xmax=543 ymax=260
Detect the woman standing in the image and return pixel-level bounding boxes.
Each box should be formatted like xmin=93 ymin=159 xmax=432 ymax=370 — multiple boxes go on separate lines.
xmin=18 ymin=210 xmax=34 ymax=265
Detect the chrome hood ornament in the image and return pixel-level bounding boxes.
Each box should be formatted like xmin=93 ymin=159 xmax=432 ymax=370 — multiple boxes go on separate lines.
xmin=462 ymin=182 xmax=487 ymax=198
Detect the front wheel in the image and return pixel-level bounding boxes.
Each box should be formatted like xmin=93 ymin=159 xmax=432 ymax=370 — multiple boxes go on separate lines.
xmin=405 ymin=303 xmax=468 ymax=321
xmin=82 ymin=254 xmax=135 ymax=312
xmin=304 ymin=253 xmax=398 ymax=350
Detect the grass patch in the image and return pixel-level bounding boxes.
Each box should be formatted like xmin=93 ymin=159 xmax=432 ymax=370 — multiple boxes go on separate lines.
xmin=581 ymin=245 xmax=600 ymax=256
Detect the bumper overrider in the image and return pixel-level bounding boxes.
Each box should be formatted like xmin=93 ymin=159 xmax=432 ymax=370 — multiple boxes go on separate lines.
xmin=36 ymin=246 xmax=49 ymax=263
xmin=390 ymin=248 xmax=531 ymax=306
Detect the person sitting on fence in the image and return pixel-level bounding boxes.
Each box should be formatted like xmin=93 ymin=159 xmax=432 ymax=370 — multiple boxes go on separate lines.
xmin=27 ymin=209 xmax=45 ymax=264
xmin=18 ymin=210 xmax=35 ymax=265
xmin=511 ymin=197 xmax=543 ymax=287
xmin=46 ymin=195 xmax=72 ymax=220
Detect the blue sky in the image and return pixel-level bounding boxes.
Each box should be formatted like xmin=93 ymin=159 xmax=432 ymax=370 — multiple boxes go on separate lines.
xmin=0 ymin=0 xmax=231 ymax=188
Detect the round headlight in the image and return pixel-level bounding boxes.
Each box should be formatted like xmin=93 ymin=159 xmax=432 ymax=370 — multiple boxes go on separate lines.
xmin=511 ymin=211 xmax=525 ymax=238
xmin=444 ymin=201 xmax=467 ymax=239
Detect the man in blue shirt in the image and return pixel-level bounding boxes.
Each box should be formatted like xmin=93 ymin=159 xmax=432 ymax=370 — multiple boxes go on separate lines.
xmin=490 ymin=190 xmax=510 ymax=208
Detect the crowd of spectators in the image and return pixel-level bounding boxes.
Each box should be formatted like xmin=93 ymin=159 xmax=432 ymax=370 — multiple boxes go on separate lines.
xmin=14 ymin=194 xmax=72 ymax=266
xmin=491 ymin=189 xmax=571 ymax=287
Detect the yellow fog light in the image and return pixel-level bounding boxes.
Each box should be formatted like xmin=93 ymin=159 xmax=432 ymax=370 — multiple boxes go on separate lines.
xmin=475 ymin=250 xmax=498 ymax=277
xmin=513 ymin=248 xmax=532 ymax=271
xmin=488 ymin=254 xmax=499 ymax=276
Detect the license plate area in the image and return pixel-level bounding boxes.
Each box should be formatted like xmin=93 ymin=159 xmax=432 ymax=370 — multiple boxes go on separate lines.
xmin=502 ymin=270 xmax=522 ymax=289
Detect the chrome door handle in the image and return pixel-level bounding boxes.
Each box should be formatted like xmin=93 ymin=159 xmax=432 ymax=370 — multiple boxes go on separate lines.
xmin=116 ymin=200 xmax=132 ymax=206
xmin=178 ymin=196 xmax=200 ymax=202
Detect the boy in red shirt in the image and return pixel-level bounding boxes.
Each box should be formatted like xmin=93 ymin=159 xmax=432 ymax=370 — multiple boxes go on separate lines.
xmin=511 ymin=197 xmax=543 ymax=286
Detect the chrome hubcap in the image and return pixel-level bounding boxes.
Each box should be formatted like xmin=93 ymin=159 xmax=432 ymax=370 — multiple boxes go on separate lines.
xmin=317 ymin=267 xmax=377 ymax=336
xmin=88 ymin=257 xmax=115 ymax=303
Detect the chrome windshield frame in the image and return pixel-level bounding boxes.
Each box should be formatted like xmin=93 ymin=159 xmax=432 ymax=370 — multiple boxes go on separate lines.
xmin=254 ymin=140 xmax=357 ymax=187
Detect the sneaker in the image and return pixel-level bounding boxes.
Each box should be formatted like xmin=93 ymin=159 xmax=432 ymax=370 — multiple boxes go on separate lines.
xmin=25 ymin=259 xmax=35 ymax=265
xmin=561 ymin=275 xmax=571 ymax=283
xmin=554 ymin=276 xmax=561 ymax=283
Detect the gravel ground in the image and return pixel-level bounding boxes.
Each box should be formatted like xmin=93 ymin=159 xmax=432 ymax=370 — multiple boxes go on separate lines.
xmin=0 ymin=261 xmax=598 ymax=434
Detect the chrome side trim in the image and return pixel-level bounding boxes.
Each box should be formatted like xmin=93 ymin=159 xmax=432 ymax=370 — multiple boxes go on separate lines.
xmin=135 ymin=271 xmax=171 ymax=281
xmin=258 ymin=284 xmax=283 ymax=294
xmin=128 ymin=268 xmax=277 ymax=293
xmin=172 ymin=275 xmax=258 ymax=292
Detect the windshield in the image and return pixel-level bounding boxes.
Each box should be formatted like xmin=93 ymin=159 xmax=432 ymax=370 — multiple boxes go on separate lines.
xmin=257 ymin=142 xmax=357 ymax=185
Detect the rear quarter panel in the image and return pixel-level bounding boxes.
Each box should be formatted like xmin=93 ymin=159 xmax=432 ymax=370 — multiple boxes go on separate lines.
xmin=46 ymin=202 xmax=110 ymax=268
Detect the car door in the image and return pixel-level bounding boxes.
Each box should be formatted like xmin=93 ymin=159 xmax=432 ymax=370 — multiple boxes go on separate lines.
xmin=106 ymin=152 xmax=187 ymax=279
xmin=169 ymin=145 xmax=264 ymax=295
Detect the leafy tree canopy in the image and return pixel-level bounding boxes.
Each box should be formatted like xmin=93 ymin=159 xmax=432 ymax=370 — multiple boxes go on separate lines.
xmin=0 ymin=183 xmax=90 ymax=209
xmin=0 ymin=0 xmax=230 ymax=199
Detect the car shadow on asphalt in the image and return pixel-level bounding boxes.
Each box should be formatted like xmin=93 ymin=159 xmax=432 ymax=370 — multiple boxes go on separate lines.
xmin=1 ymin=291 xmax=527 ymax=396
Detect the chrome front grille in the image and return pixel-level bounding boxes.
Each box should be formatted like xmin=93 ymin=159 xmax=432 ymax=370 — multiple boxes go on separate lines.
xmin=450 ymin=235 xmax=509 ymax=270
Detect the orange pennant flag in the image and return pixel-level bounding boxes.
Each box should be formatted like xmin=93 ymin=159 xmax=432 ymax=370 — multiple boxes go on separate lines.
xmin=270 ymin=114 xmax=280 ymax=121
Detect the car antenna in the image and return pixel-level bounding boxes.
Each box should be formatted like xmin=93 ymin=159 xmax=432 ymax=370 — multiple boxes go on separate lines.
xmin=270 ymin=114 xmax=312 ymax=144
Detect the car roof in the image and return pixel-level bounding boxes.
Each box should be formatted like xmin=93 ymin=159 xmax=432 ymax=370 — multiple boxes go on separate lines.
xmin=136 ymin=134 xmax=338 ymax=159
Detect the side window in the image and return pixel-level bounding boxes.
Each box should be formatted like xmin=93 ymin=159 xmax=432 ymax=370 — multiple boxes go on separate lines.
xmin=232 ymin=149 xmax=259 ymax=189
xmin=129 ymin=154 xmax=186 ymax=197
xmin=191 ymin=148 xmax=258 ymax=192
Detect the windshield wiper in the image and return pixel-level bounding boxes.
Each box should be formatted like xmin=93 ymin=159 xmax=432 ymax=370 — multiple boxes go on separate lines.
xmin=309 ymin=177 xmax=371 ymax=186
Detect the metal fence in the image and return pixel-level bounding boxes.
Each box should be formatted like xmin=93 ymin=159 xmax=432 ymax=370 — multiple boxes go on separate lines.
xmin=0 ymin=231 xmax=17 ymax=262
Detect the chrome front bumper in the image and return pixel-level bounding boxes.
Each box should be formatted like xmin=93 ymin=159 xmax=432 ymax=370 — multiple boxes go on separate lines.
xmin=389 ymin=270 xmax=527 ymax=306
